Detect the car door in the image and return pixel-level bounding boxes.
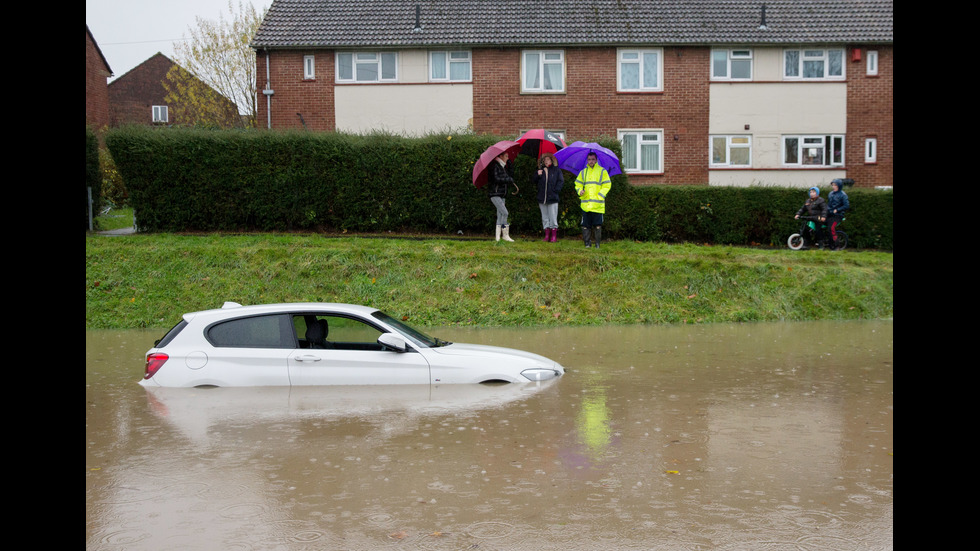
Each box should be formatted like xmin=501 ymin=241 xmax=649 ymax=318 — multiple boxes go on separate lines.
xmin=201 ymin=314 xmax=294 ymax=386
xmin=288 ymin=313 xmax=430 ymax=385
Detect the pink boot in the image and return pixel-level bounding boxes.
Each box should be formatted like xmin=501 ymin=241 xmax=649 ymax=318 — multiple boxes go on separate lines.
xmin=543 ymin=228 xmax=551 ymax=242
xmin=549 ymin=228 xmax=558 ymax=242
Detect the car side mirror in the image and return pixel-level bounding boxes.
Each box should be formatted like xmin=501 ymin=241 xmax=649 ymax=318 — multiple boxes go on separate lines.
xmin=378 ymin=333 xmax=408 ymax=352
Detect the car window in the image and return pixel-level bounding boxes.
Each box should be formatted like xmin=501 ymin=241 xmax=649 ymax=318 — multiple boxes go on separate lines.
xmin=294 ymin=314 xmax=385 ymax=350
xmin=154 ymin=319 xmax=188 ymax=348
xmin=207 ymin=314 xmax=293 ymax=348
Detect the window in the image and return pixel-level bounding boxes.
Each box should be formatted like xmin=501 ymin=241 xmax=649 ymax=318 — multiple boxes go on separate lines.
xmin=208 ymin=315 xmax=292 ymax=348
xmin=294 ymin=314 xmax=386 ymax=351
xmin=336 ymin=51 xmax=398 ymax=83
xmin=784 ymin=48 xmax=844 ymax=79
xmin=710 ymin=135 xmax=752 ymax=167
xmin=430 ymin=50 xmax=471 ymax=81
xmin=867 ymin=50 xmax=879 ymax=76
xmin=711 ymin=49 xmax=752 ymax=80
xmin=304 ymin=55 xmax=315 ymax=79
xmin=152 ymin=105 xmax=168 ymax=123
xmin=783 ymin=135 xmax=845 ymax=166
xmin=618 ymin=48 xmax=663 ymax=91
xmin=619 ymin=130 xmax=663 ymax=173
xmin=522 ymin=50 xmax=564 ymax=93
xmin=865 ymin=138 xmax=877 ymax=164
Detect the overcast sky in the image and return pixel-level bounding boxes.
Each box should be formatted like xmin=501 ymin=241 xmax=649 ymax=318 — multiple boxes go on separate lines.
xmin=86 ymin=0 xmax=270 ymax=81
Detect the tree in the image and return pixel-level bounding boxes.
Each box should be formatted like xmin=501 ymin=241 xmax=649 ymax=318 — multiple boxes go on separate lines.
xmin=164 ymin=0 xmax=265 ymax=128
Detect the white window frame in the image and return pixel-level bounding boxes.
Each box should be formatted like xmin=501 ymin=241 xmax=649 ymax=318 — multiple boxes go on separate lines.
xmin=335 ymin=51 xmax=398 ymax=83
xmin=429 ymin=50 xmax=471 ymax=82
xmin=867 ymin=50 xmax=879 ymax=76
xmin=617 ymin=48 xmax=663 ymax=92
xmin=303 ymin=55 xmax=315 ymax=79
xmin=618 ymin=129 xmax=664 ymax=174
xmin=521 ymin=50 xmax=565 ymax=93
xmin=710 ymin=135 xmax=752 ymax=167
xmin=782 ymin=134 xmax=845 ymax=167
xmin=783 ymin=48 xmax=845 ymax=80
xmin=865 ymin=138 xmax=877 ymax=164
xmin=710 ymin=49 xmax=753 ymax=80
xmin=152 ymin=105 xmax=168 ymax=123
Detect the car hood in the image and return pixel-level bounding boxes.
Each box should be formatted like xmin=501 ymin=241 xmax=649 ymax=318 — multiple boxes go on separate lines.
xmin=428 ymin=343 xmax=562 ymax=369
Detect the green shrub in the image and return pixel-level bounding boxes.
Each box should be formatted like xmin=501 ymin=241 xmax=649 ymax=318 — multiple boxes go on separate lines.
xmin=85 ymin=126 xmax=102 ymax=228
xmin=105 ymin=126 xmax=892 ymax=249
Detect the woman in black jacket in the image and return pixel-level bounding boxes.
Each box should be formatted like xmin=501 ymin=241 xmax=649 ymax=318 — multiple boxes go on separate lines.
xmin=532 ymin=153 xmax=564 ymax=242
xmin=487 ymin=152 xmax=517 ymax=242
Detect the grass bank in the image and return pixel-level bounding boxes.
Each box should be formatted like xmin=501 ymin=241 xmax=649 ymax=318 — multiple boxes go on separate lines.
xmin=85 ymin=233 xmax=893 ymax=330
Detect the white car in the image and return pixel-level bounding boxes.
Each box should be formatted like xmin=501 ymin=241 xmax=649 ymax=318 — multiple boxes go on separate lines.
xmin=141 ymin=302 xmax=565 ymax=387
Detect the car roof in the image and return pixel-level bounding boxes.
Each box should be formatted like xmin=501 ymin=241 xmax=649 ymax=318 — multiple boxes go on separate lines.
xmin=183 ymin=302 xmax=382 ymax=323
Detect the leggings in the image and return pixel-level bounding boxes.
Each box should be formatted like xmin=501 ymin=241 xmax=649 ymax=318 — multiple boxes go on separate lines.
xmin=491 ymin=196 xmax=508 ymax=226
xmin=538 ymin=202 xmax=558 ymax=229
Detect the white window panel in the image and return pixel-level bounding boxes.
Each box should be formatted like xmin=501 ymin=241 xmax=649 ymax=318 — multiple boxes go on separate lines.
xmin=430 ymin=50 xmax=471 ymax=82
xmin=618 ymin=48 xmax=663 ymax=91
xmin=522 ymin=50 xmax=564 ymax=93
xmin=336 ymin=52 xmax=398 ymax=83
xmin=619 ymin=130 xmax=663 ymax=173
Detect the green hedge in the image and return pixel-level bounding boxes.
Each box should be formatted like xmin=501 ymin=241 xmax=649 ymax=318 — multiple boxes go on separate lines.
xmin=85 ymin=126 xmax=103 ymax=228
xmin=105 ymin=126 xmax=892 ymax=249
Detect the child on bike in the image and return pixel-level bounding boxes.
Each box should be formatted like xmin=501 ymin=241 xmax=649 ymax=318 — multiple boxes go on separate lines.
xmin=826 ymin=179 xmax=850 ymax=250
xmin=794 ymin=187 xmax=829 ymax=248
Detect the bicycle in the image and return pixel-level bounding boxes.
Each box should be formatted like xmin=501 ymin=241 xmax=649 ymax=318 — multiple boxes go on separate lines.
xmin=787 ymin=215 xmax=847 ymax=250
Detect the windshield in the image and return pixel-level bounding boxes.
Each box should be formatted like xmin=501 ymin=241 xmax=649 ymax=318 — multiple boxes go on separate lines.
xmin=371 ymin=311 xmax=451 ymax=348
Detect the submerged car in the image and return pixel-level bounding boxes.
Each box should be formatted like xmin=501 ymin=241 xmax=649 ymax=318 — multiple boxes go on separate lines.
xmin=141 ymin=302 xmax=565 ymax=387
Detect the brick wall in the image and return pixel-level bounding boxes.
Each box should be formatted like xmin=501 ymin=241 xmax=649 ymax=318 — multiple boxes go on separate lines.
xmin=256 ymin=51 xmax=336 ymax=131
xmin=108 ymin=53 xmax=175 ymax=126
xmin=472 ymin=46 xmax=709 ymax=185
xmin=85 ymin=31 xmax=111 ymax=132
xmin=846 ymin=46 xmax=893 ymax=188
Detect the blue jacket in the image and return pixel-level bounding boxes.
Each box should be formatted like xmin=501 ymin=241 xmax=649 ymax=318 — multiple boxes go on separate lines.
xmin=532 ymin=165 xmax=564 ymax=204
xmin=827 ymin=189 xmax=849 ymax=216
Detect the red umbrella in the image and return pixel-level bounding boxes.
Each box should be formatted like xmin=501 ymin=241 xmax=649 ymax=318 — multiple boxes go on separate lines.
xmin=472 ymin=140 xmax=522 ymax=188
xmin=515 ymin=129 xmax=567 ymax=158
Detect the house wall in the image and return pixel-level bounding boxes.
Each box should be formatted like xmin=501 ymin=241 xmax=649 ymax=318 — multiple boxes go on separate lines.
xmin=109 ymin=54 xmax=175 ymax=126
xmin=472 ymin=46 xmax=709 ymax=186
xmin=335 ymin=84 xmax=473 ymax=135
xmin=846 ymin=45 xmax=893 ymax=188
xmin=255 ymin=44 xmax=891 ymax=189
xmin=258 ymin=50 xmax=336 ymax=131
xmin=86 ymin=31 xmax=111 ymax=132
xmin=709 ymin=80 xmax=848 ymax=187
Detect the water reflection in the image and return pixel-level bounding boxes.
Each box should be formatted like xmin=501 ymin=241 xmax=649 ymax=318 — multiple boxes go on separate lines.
xmin=87 ymin=320 xmax=892 ymax=550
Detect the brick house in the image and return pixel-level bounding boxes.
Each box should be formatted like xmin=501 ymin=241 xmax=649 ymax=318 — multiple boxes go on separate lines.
xmin=86 ymin=25 xmax=113 ymax=132
xmin=108 ymin=53 xmax=240 ymax=128
xmin=250 ymin=0 xmax=893 ymax=188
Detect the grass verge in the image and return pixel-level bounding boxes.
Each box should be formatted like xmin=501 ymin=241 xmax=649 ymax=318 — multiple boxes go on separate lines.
xmin=86 ymin=233 xmax=893 ymax=330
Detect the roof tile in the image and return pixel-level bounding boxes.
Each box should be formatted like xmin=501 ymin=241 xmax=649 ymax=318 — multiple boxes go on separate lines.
xmin=252 ymin=0 xmax=894 ymax=49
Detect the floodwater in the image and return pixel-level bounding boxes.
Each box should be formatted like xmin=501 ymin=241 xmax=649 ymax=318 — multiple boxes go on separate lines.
xmin=86 ymin=320 xmax=893 ymax=550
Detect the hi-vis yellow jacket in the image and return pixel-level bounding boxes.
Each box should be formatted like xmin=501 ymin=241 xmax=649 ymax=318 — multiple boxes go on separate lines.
xmin=574 ymin=164 xmax=612 ymax=213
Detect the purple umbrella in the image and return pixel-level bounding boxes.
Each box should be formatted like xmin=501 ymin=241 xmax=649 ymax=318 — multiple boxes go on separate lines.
xmin=553 ymin=141 xmax=622 ymax=176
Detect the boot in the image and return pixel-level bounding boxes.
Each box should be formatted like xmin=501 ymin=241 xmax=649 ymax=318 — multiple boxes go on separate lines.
xmin=495 ymin=225 xmax=502 ymax=242
xmin=501 ymin=225 xmax=515 ymax=242
xmin=550 ymin=228 xmax=558 ymax=242
xmin=582 ymin=227 xmax=591 ymax=248
xmin=593 ymin=227 xmax=601 ymax=248
xmin=543 ymin=228 xmax=551 ymax=242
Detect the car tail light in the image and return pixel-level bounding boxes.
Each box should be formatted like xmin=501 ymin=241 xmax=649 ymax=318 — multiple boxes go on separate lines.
xmin=144 ymin=353 xmax=169 ymax=379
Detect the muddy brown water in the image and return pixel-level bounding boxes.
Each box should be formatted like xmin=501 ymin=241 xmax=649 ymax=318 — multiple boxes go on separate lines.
xmin=86 ymin=320 xmax=892 ymax=550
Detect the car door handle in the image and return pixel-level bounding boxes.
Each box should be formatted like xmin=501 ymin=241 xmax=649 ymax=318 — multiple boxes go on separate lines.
xmin=294 ymin=355 xmax=322 ymax=362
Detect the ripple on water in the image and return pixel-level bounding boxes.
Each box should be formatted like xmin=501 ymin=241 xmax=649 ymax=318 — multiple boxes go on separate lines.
xmin=466 ymin=521 xmax=516 ymax=539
